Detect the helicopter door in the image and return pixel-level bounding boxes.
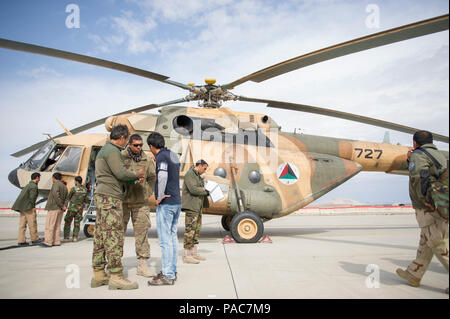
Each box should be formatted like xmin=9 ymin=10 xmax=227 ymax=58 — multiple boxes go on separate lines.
xmin=85 ymin=146 xmax=101 ymax=197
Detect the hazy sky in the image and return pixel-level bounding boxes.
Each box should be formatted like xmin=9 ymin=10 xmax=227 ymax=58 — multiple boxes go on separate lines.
xmin=0 ymin=0 xmax=448 ymax=204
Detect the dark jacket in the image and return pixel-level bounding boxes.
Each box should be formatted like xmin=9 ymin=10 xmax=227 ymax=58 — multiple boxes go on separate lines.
xmin=182 ymin=166 xmax=209 ymax=212
xmin=45 ymin=180 xmax=69 ymax=211
xmin=95 ymin=141 xmax=139 ymax=200
xmin=12 ymin=181 xmax=39 ymax=212
xmin=155 ymin=148 xmax=181 ymax=205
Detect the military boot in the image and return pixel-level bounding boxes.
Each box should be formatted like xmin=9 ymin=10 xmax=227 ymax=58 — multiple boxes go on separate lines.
xmin=137 ymin=258 xmax=153 ymax=278
xmin=192 ymin=245 xmax=206 ymax=261
xmin=72 ymin=237 xmax=78 ymax=242
xmin=183 ymin=248 xmax=200 ymax=264
xmin=396 ymin=268 xmax=420 ymax=287
xmin=108 ymin=272 xmax=138 ymax=290
xmin=90 ymin=269 xmax=110 ymax=288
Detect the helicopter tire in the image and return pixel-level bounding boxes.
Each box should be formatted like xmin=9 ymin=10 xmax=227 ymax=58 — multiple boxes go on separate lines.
xmin=221 ymin=215 xmax=233 ymax=231
xmin=83 ymin=224 xmax=95 ymax=238
xmin=230 ymin=211 xmax=264 ymax=243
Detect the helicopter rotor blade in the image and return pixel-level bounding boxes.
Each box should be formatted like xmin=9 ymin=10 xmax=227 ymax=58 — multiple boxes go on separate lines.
xmin=223 ymin=14 xmax=449 ymax=90
xmin=0 ymin=38 xmax=191 ymax=91
xmin=238 ymin=96 xmax=449 ymax=144
xmin=10 ymin=97 xmax=188 ymax=158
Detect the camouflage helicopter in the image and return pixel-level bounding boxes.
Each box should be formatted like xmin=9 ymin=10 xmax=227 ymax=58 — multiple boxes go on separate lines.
xmin=2 ymin=14 xmax=449 ymax=243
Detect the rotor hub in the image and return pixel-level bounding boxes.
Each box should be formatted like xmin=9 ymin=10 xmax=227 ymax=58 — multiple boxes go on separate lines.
xmin=185 ymin=81 xmax=238 ymax=108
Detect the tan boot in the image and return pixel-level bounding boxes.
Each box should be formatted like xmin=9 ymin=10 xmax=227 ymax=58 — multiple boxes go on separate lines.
xmin=183 ymin=248 xmax=200 ymax=264
xmin=192 ymin=245 xmax=206 ymax=261
xmin=90 ymin=269 xmax=109 ymax=288
xmin=137 ymin=258 xmax=153 ymax=278
xmin=396 ymin=268 xmax=420 ymax=287
xmin=108 ymin=272 xmax=139 ymax=290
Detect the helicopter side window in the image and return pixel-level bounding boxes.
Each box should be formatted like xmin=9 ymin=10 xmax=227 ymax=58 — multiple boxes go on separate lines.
xmin=173 ymin=115 xmax=273 ymax=148
xmin=220 ymin=129 xmax=274 ymax=148
xmin=54 ymin=146 xmax=83 ymax=173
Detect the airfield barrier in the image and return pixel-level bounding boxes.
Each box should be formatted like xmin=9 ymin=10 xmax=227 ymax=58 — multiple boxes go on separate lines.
xmin=0 ymin=205 xmax=415 ymax=216
xmin=293 ymin=205 xmax=414 ymax=215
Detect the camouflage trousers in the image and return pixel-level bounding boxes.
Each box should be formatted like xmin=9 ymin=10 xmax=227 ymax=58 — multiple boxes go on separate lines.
xmin=407 ymin=213 xmax=449 ymax=279
xmin=123 ymin=204 xmax=151 ymax=259
xmin=183 ymin=210 xmax=202 ymax=249
xmin=92 ymin=194 xmax=124 ymax=274
xmin=63 ymin=207 xmax=83 ymax=239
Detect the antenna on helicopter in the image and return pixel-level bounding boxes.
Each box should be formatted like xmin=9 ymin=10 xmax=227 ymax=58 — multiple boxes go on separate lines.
xmin=43 ymin=133 xmax=56 ymax=144
xmin=56 ymin=119 xmax=73 ymax=136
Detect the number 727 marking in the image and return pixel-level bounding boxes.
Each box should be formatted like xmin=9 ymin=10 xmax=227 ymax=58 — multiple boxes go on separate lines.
xmin=354 ymin=148 xmax=383 ymax=159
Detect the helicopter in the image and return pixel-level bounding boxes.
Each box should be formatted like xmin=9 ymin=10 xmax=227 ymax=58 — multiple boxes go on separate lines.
xmin=1 ymin=14 xmax=449 ymax=243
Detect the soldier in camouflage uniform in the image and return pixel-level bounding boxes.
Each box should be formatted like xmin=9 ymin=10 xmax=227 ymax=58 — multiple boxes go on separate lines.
xmin=63 ymin=176 xmax=89 ymax=242
xmin=182 ymin=160 xmax=209 ymax=264
xmin=91 ymin=125 xmax=144 ymax=290
xmin=121 ymin=134 xmax=156 ymax=278
xmin=396 ymin=131 xmax=449 ymax=295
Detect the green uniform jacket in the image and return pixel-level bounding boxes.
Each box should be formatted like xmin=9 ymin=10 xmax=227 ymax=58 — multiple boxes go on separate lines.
xmin=11 ymin=181 xmax=39 ymax=212
xmin=408 ymin=143 xmax=447 ymax=210
xmin=95 ymin=141 xmax=139 ymax=200
xmin=182 ymin=166 xmax=209 ymax=212
xmin=67 ymin=185 xmax=89 ymax=209
xmin=45 ymin=180 xmax=69 ymax=211
xmin=121 ymin=148 xmax=156 ymax=207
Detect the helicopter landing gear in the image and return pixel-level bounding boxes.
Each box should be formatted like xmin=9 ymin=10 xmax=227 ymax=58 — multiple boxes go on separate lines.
xmin=83 ymin=224 xmax=95 ymax=238
xmin=230 ymin=211 xmax=264 ymax=243
xmin=221 ymin=215 xmax=233 ymax=231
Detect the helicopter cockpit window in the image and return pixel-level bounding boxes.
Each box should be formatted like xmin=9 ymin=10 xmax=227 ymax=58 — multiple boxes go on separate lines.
xmin=26 ymin=141 xmax=54 ymax=170
xmin=54 ymin=146 xmax=83 ymax=173
xmin=41 ymin=145 xmax=67 ymax=171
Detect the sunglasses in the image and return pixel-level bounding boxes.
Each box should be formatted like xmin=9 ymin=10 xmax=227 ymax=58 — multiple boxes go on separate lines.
xmin=132 ymin=143 xmax=143 ymax=147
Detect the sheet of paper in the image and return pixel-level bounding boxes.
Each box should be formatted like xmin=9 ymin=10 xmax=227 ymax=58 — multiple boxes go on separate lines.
xmin=204 ymin=180 xmax=217 ymax=192
xmin=205 ymin=181 xmax=225 ymax=203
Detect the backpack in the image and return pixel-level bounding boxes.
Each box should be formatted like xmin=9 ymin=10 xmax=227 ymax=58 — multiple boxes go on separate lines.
xmin=417 ymin=148 xmax=449 ymax=221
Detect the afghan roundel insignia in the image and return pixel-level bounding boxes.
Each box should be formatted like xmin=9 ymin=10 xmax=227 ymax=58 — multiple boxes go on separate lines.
xmin=277 ymin=162 xmax=299 ymax=185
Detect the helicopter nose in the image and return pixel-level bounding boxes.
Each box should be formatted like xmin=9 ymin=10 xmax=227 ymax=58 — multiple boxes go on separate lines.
xmin=8 ymin=168 xmax=20 ymax=188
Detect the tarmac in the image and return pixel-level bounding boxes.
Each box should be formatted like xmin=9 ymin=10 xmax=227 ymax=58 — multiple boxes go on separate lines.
xmin=0 ymin=209 xmax=448 ymax=299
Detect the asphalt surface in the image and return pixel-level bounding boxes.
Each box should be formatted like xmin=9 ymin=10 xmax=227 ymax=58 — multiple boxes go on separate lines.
xmin=0 ymin=212 xmax=448 ymax=299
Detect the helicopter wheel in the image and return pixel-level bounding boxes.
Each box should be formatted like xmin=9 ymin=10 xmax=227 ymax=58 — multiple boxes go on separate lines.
xmin=230 ymin=211 xmax=264 ymax=243
xmin=83 ymin=224 xmax=95 ymax=238
xmin=221 ymin=215 xmax=233 ymax=231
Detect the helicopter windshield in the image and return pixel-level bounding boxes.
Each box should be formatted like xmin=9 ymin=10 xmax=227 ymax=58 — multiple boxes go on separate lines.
xmin=25 ymin=141 xmax=55 ymax=170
